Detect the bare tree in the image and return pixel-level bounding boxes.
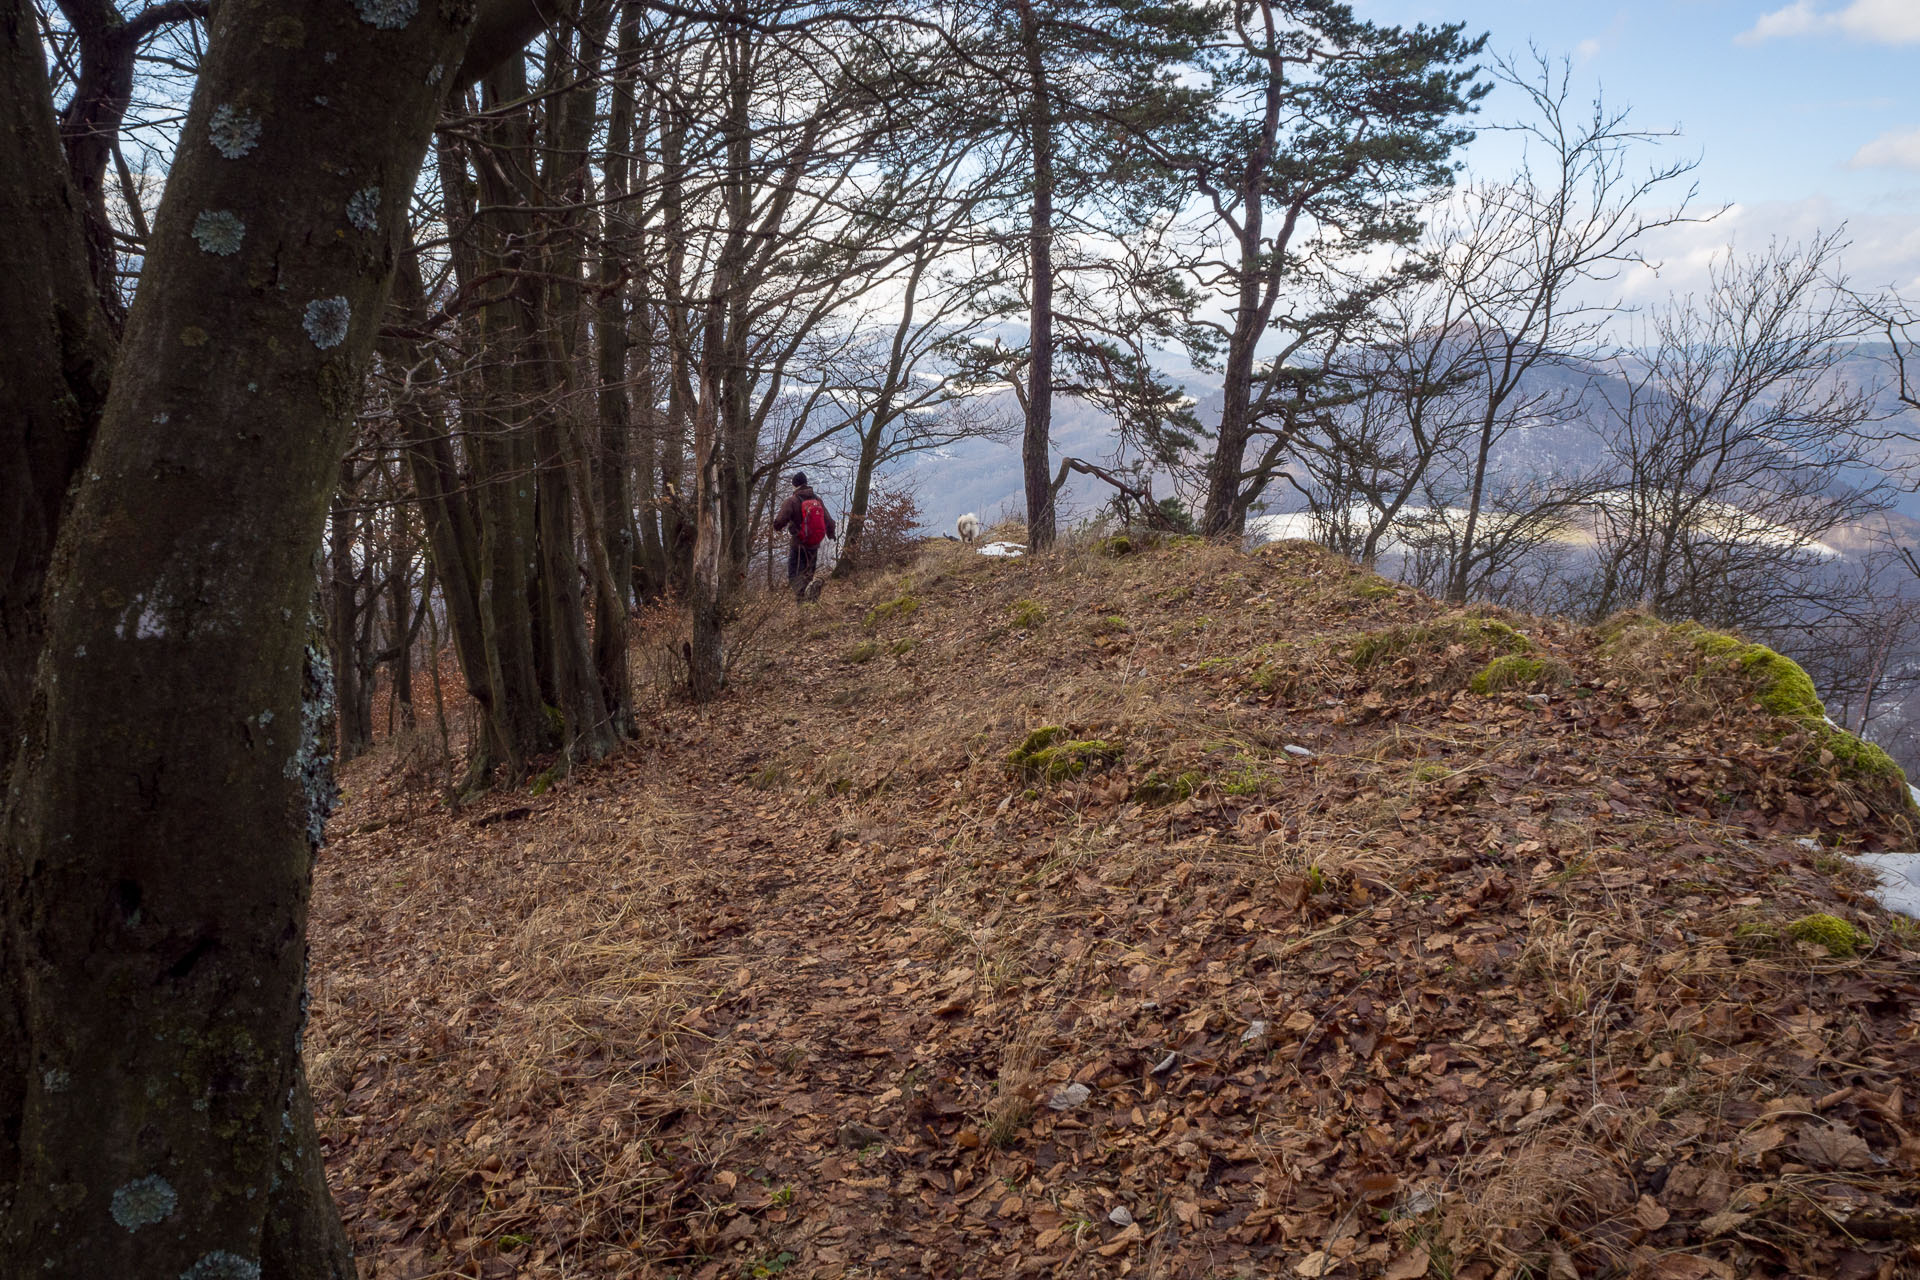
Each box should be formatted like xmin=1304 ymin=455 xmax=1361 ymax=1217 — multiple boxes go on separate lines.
xmin=1574 ymin=236 xmax=1891 ymax=634
xmin=1420 ymin=55 xmax=1707 ymax=603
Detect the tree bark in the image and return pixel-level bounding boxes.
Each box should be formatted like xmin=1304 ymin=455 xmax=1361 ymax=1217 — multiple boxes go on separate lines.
xmin=0 ymin=0 xmax=117 ymax=782
xmin=0 ymin=0 xmax=482 ymax=1272
xmin=1017 ymin=1 xmax=1057 ymax=552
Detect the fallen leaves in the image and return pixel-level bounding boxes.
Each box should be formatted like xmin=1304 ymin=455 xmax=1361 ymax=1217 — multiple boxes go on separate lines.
xmin=309 ymin=541 xmax=1920 ymax=1280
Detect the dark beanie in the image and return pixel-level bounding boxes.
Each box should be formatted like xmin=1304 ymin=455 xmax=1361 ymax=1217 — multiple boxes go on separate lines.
xmin=791 ymin=472 xmax=808 ymax=487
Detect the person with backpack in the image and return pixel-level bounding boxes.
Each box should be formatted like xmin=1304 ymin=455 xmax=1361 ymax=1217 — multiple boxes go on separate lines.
xmin=771 ymin=472 xmax=837 ymax=601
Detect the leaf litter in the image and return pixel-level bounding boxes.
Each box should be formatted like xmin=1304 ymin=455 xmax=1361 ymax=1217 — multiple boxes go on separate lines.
xmin=312 ymin=540 xmax=1920 ymax=1279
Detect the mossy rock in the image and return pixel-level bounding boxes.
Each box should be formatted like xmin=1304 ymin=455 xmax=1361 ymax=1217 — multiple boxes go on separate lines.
xmin=1351 ymin=617 xmax=1529 ymax=670
xmin=1095 ymin=535 xmax=1135 ymax=557
xmin=864 ymin=589 xmax=919 ymax=628
xmin=1008 ymin=727 xmax=1124 ymax=783
xmin=1011 ymin=599 xmax=1046 ymax=629
xmin=1469 ymin=654 xmax=1570 ymax=695
xmin=1787 ymin=912 xmax=1868 ymax=957
xmin=1350 ymin=618 xmax=1532 ymax=694
xmin=1134 ymin=770 xmax=1203 ymax=805
xmin=844 ymin=641 xmax=880 ymax=664
xmin=1347 ymin=577 xmax=1397 ymax=601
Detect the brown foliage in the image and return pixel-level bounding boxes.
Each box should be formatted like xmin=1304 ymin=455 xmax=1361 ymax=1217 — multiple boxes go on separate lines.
xmin=314 ymin=541 xmax=1920 ymax=1279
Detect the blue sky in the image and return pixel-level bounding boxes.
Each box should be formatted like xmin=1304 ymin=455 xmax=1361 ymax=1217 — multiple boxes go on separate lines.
xmin=1352 ymin=0 xmax=1920 ymax=295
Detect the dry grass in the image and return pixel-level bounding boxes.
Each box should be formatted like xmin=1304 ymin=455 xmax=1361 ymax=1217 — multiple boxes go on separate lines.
xmin=309 ymin=781 xmax=719 ymax=1276
xmin=314 ymin=536 xmax=1920 ymax=1279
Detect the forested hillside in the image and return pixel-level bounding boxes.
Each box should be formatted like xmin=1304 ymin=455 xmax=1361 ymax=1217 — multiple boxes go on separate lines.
xmin=314 ymin=539 xmax=1920 ymax=1279
xmin=10 ymin=0 xmax=1920 ymax=1276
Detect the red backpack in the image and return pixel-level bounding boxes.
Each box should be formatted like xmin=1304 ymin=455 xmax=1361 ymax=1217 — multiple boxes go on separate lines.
xmin=797 ymin=497 xmax=828 ymax=548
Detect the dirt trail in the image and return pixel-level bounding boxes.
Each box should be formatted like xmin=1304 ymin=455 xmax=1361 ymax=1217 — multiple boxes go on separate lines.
xmin=313 ymin=541 xmax=1920 ymax=1280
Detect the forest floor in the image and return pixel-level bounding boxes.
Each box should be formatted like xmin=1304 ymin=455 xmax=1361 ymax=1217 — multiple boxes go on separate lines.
xmin=311 ymin=537 xmax=1920 ymax=1280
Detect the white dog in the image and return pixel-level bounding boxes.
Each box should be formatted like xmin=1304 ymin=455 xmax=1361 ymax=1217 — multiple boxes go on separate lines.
xmin=956 ymin=512 xmax=981 ymax=544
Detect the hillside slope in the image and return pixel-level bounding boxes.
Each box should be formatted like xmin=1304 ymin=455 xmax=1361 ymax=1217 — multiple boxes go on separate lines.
xmin=311 ymin=540 xmax=1920 ymax=1280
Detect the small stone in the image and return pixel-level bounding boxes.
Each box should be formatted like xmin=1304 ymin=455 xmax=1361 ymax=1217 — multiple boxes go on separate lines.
xmin=1108 ymin=1206 xmax=1134 ymax=1227
xmin=1282 ymin=744 xmax=1313 ymax=757
xmin=1047 ymin=1082 xmax=1091 ymax=1111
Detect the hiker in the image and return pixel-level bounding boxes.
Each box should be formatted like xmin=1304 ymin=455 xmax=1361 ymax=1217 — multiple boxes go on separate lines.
xmin=772 ymin=472 xmax=836 ymax=601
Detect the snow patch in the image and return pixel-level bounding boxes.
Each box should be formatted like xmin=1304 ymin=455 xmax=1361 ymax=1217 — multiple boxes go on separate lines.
xmin=978 ymin=541 xmax=1025 ymax=558
xmin=1852 ymin=853 xmax=1920 ymax=921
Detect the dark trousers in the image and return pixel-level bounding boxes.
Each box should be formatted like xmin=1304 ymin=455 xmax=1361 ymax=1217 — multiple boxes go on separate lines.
xmin=787 ymin=540 xmax=820 ymax=600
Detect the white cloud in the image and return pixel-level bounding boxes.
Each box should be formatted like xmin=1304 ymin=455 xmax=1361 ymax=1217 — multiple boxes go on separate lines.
xmin=1617 ymin=197 xmax=1920 ymax=302
xmin=1739 ymin=0 xmax=1920 ymax=45
xmin=1853 ymin=128 xmax=1920 ymax=171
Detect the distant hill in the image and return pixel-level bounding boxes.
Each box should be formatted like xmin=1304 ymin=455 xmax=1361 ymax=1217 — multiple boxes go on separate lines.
xmin=876 ymin=344 xmax=1920 ymax=534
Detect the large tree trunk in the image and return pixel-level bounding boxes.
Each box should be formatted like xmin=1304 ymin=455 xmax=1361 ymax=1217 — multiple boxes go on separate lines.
xmin=1017 ymin=2 xmax=1056 ymax=552
xmin=0 ymin=0 xmax=116 ymax=782
xmin=0 ymin=0 xmax=483 ymax=1273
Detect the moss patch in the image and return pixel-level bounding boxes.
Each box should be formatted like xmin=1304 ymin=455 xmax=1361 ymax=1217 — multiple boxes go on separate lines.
xmin=1470 ymin=655 xmax=1566 ymax=695
xmin=844 ymin=641 xmax=880 ymax=664
xmin=1787 ymin=913 xmax=1868 ymax=957
xmin=864 ymin=588 xmax=919 ymax=629
xmin=1007 ymin=727 xmax=1124 ymax=783
xmin=1351 ymin=617 xmax=1529 ymax=670
xmin=1608 ymin=617 xmax=1915 ymax=818
xmin=1133 ymin=770 xmax=1203 ymax=805
xmin=1011 ymin=599 xmax=1046 ymax=630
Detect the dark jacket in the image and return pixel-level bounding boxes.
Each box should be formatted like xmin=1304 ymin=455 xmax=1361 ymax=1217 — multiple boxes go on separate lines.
xmin=772 ymin=485 xmax=837 ymax=542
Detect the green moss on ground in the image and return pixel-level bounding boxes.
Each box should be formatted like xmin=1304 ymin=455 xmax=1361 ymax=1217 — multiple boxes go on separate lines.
xmin=1470 ymin=654 xmax=1565 ymax=695
xmin=844 ymin=641 xmax=880 ymax=664
xmin=1787 ymin=913 xmax=1869 ymax=957
xmin=864 ymin=588 xmax=919 ymax=628
xmin=1008 ymin=727 xmax=1124 ymax=782
xmin=1605 ymin=616 xmax=1915 ymax=816
xmin=1351 ymin=617 xmax=1530 ymax=670
xmin=1011 ymin=599 xmax=1046 ymax=629
xmin=1133 ymin=770 xmax=1204 ymax=805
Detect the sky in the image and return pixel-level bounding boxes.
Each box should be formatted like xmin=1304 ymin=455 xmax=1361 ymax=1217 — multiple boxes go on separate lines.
xmin=1350 ymin=0 xmax=1920 ymax=302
